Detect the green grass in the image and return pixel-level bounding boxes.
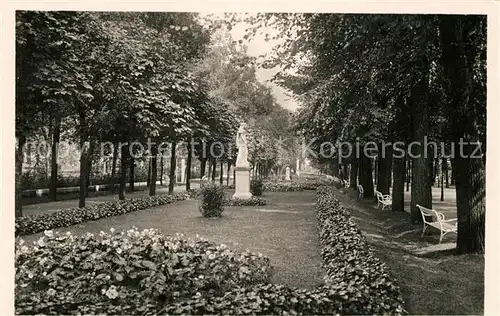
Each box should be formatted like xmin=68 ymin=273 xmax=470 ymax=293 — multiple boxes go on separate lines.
xmin=18 ymin=191 xmax=325 ymax=290
xmin=334 ymin=187 xmax=484 ymax=315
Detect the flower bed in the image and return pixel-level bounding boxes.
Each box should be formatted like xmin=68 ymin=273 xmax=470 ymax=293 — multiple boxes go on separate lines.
xmin=15 ymin=228 xmax=271 ymax=315
xmin=15 ymin=192 xmax=192 ymax=237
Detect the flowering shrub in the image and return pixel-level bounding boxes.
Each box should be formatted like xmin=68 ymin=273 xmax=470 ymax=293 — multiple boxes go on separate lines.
xmin=250 ymin=179 xmax=263 ymax=196
xmin=15 ymin=228 xmax=272 ymax=315
xmin=16 ymin=192 xmax=192 ymax=237
xmin=199 ymin=182 xmax=225 ymax=217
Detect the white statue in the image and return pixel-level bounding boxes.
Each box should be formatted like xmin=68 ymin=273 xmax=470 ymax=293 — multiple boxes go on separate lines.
xmin=235 ymin=123 xmax=250 ymax=168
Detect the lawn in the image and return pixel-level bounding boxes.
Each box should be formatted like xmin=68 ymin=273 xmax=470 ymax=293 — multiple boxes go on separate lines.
xmin=18 ymin=190 xmax=325 ymax=290
xmin=334 ymin=187 xmax=484 ymax=315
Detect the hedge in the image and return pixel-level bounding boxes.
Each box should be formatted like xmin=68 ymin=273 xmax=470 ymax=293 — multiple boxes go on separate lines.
xmin=314 ymin=186 xmax=406 ymax=314
xmin=262 ymin=180 xmax=333 ymax=192
xmin=225 ymin=196 xmax=268 ymax=206
xmin=16 ymin=192 xmax=193 ymax=237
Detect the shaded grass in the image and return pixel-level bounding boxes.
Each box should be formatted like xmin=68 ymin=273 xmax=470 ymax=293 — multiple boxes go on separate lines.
xmin=334 ymin=187 xmax=484 ymax=315
xmin=17 ymin=191 xmax=325 ymax=290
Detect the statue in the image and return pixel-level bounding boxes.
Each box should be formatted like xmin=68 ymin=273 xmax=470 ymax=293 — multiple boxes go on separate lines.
xmin=235 ymin=123 xmax=250 ymax=168
xmin=232 ymin=122 xmax=252 ymax=200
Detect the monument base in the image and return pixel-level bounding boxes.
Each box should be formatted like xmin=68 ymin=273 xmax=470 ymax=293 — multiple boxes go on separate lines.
xmin=232 ymin=166 xmax=252 ymax=200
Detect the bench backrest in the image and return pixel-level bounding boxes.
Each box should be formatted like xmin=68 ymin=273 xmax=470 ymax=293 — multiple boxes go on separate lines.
xmin=357 ymin=185 xmax=364 ymax=193
xmin=416 ymin=204 xmax=441 ymax=224
xmin=374 ymin=190 xmax=383 ymax=202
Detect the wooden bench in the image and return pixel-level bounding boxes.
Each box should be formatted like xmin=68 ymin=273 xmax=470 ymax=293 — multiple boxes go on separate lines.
xmin=416 ymin=204 xmax=458 ymax=244
xmin=375 ymin=190 xmax=392 ymax=210
xmin=357 ymin=185 xmax=364 ymax=198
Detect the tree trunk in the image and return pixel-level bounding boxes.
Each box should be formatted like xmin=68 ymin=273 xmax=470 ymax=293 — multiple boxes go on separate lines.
xmin=359 ymin=154 xmax=374 ymax=199
xmin=211 ymin=160 xmax=216 ymax=181
xmin=168 ymin=143 xmax=176 ymax=194
xmin=129 ymin=158 xmax=135 ymax=191
xmin=206 ymin=160 xmax=211 ymax=179
xmin=186 ymin=144 xmax=192 ymax=190
xmin=226 ymin=161 xmax=231 ymax=185
xmin=409 ymin=76 xmax=432 ymax=223
xmin=49 ymin=117 xmax=61 ymax=201
xmin=454 ymin=144 xmax=485 ymax=254
xmin=160 ymin=154 xmax=164 ymax=186
xmin=440 ymin=15 xmax=485 ymax=253
xmin=79 ymin=139 xmax=89 ymax=208
xmin=85 ymin=141 xmax=95 ymax=198
xmin=349 ymin=159 xmax=358 ymax=188
xmin=200 ymin=157 xmax=207 ymax=179
xmin=220 ymin=161 xmax=226 ymax=183
xmin=147 ymin=156 xmax=151 ymax=187
xmin=15 ymin=135 xmax=26 ymax=218
xmin=428 ymin=156 xmax=436 ymax=187
xmin=440 ymin=158 xmax=444 ymax=201
xmin=444 ymin=158 xmax=450 ymax=188
xmin=406 ymin=160 xmax=411 ymax=192
xmin=233 ymin=167 xmax=236 ymax=186
xmin=118 ymin=144 xmax=127 ymax=200
xmin=110 ymin=144 xmax=118 ymax=194
xmin=450 ymin=158 xmax=456 ymax=186
xmin=150 ymin=146 xmax=158 ymax=196
xmin=376 ymin=144 xmax=391 ymax=195
xmin=392 ymin=155 xmax=406 ymax=212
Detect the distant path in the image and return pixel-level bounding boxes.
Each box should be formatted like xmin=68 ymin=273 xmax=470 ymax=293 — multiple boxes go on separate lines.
xmin=19 ymin=190 xmax=325 ymax=290
xmin=21 ymin=183 xmax=200 ymax=217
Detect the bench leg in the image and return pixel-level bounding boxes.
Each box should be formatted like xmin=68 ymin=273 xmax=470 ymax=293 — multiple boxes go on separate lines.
xmin=439 ymin=231 xmax=444 ymax=244
xmin=421 ymin=224 xmax=427 ymax=237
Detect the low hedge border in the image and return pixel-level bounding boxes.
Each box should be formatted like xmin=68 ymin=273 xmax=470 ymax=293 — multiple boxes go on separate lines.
xmin=225 ymin=196 xmax=268 ymax=206
xmin=16 ymin=192 xmax=192 ymax=237
xmin=262 ymin=180 xmax=336 ymax=192
xmin=314 ymin=186 xmax=406 ymax=314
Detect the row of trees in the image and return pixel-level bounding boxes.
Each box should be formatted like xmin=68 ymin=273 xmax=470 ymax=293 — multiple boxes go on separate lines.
xmin=16 ymin=12 xmax=297 ymax=217
xmin=238 ymin=14 xmax=486 ymax=254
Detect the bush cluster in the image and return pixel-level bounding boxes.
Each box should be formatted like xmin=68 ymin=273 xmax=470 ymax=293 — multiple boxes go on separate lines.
xmin=250 ymin=179 xmax=263 ymax=196
xmin=16 ymin=192 xmax=191 ymax=237
xmin=15 ymin=228 xmax=271 ymax=315
xmin=199 ymin=182 xmax=226 ymax=217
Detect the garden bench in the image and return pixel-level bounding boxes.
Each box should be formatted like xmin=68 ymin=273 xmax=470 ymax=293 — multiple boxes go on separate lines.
xmin=375 ymin=190 xmax=392 ymax=210
xmin=357 ymin=185 xmax=364 ymax=198
xmin=416 ymin=204 xmax=458 ymax=244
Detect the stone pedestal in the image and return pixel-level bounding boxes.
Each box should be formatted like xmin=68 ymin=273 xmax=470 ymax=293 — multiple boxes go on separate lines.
xmin=285 ymin=166 xmax=291 ymax=181
xmin=232 ymin=166 xmax=252 ymax=200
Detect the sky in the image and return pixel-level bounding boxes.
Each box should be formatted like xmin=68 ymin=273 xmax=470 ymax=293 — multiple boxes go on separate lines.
xmin=228 ymin=22 xmax=300 ymax=112
xmin=201 ymin=13 xmax=300 ymax=112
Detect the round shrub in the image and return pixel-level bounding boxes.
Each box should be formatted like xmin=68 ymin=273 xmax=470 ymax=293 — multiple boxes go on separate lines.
xmin=199 ymin=181 xmax=225 ymax=217
xmin=250 ymin=179 xmax=263 ymax=196
xmin=15 ymin=228 xmax=272 ymax=315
